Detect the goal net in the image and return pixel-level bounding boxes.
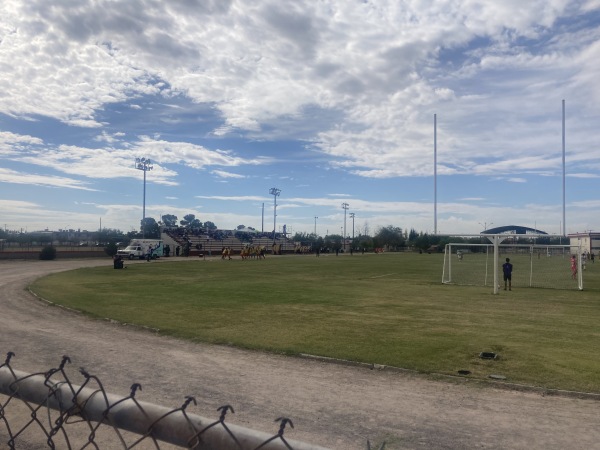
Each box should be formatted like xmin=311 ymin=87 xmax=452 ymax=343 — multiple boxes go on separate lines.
xmin=442 ymin=243 xmax=583 ymax=291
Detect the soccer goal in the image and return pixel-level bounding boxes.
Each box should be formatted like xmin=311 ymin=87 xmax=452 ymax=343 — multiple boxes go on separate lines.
xmin=442 ymin=242 xmax=583 ymax=291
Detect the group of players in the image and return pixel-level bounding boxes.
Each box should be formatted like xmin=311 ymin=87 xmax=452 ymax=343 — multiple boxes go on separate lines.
xmin=222 ymin=245 xmax=267 ymax=260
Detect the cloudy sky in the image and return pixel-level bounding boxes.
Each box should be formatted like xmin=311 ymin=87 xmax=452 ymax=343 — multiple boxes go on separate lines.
xmin=1 ymin=0 xmax=599 ymax=237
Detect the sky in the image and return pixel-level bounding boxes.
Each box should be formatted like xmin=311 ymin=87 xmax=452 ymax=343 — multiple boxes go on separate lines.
xmin=1 ymin=0 xmax=599 ymax=237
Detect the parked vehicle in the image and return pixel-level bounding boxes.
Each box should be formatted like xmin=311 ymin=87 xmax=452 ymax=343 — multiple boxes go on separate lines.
xmin=116 ymin=240 xmax=163 ymax=260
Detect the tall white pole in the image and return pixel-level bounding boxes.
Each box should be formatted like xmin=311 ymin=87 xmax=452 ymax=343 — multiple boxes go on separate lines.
xmin=562 ymin=100 xmax=566 ymax=236
xmin=434 ymin=114 xmax=437 ymax=235
xmin=273 ymin=196 xmax=277 ymax=238
xmin=269 ymin=188 xmax=281 ymax=246
xmin=342 ymin=203 xmax=349 ymax=251
xmin=142 ymin=169 xmax=148 ymax=238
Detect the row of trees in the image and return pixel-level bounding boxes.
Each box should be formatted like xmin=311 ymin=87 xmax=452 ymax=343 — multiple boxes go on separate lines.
xmin=0 ymin=228 xmax=129 ymax=247
xmin=139 ymin=214 xmax=218 ymax=239
xmin=291 ymin=226 xmax=429 ymax=252
xmin=159 ymin=214 xmax=217 ymax=230
xmin=1 ymin=212 xmax=567 ymax=253
xmin=291 ymin=226 xmax=568 ymax=252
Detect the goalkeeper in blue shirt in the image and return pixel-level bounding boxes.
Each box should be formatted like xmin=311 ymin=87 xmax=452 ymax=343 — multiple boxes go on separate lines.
xmin=502 ymin=258 xmax=513 ymax=291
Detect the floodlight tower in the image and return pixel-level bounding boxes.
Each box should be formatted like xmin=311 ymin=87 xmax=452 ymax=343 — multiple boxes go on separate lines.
xmin=342 ymin=202 xmax=349 ymax=251
xmin=269 ymin=187 xmax=281 ymax=245
xmin=314 ymin=216 xmax=318 ymax=236
xmin=434 ymin=113 xmax=437 ymax=235
xmin=479 ymin=222 xmax=492 ymax=244
xmin=135 ymin=157 xmax=153 ymax=238
xmin=478 ymin=222 xmax=493 ymax=233
xmin=562 ymin=99 xmax=566 ymax=236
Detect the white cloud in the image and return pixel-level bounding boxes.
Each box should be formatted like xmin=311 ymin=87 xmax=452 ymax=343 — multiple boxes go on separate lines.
xmin=0 ymin=0 xmax=599 ymax=235
xmin=0 ymin=168 xmax=96 ymax=190
xmin=211 ymin=170 xmax=246 ymax=179
xmin=2 ymin=0 xmax=598 ymax=179
xmin=568 ymin=173 xmax=600 ymax=178
xmin=2 ymin=134 xmax=269 ymax=186
xmin=196 ymin=195 xmax=269 ymax=202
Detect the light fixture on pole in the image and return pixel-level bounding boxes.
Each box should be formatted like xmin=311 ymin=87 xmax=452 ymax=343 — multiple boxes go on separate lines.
xmin=269 ymin=187 xmax=281 ymax=246
xmin=314 ymin=216 xmax=318 ymax=236
xmin=342 ymin=202 xmax=349 ymax=251
xmin=478 ymin=222 xmax=493 ymax=233
xmin=349 ymin=212 xmax=355 ymax=246
xmin=135 ymin=157 xmax=153 ymax=238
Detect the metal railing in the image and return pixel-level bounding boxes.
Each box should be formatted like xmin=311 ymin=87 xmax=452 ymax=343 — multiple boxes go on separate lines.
xmin=0 ymin=353 xmax=331 ymax=449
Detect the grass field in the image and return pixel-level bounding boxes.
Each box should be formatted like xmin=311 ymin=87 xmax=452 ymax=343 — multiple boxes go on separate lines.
xmin=30 ymin=252 xmax=600 ymax=393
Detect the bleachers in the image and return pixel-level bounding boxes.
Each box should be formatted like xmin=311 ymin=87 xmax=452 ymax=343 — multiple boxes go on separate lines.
xmin=161 ymin=229 xmax=296 ymax=256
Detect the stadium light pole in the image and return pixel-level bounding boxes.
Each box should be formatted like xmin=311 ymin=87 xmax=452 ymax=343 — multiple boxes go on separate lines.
xmin=135 ymin=157 xmax=153 ymax=238
xmin=479 ymin=222 xmax=492 ymax=244
xmin=349 ymin=212 xmax=355 ymax=247
xmin=434 ymin=113 xmax=437 ymax=235
xmin=562 ymin=99 xmax=566 ymax=237
xmin=478 ymin=222 xmax=493 ymax=233
xmin=314 ymin=216 xmax=318 ymax=236
xmin=342 ymin=202 xmax=349 ymax=251
xmin=269 ymin=187 xmax=281 ymax=246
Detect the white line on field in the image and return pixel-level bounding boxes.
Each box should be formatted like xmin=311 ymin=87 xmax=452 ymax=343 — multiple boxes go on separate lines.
xmin=370 ymin=273 xmax=395 ymax=278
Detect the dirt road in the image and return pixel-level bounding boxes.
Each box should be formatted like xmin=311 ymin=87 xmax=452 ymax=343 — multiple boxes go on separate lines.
xmin=0 ymin=258 xmax=598 ymax=449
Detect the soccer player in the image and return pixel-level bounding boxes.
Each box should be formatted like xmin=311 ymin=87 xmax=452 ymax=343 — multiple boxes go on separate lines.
xmin=502 ymin=258 xmax=513 ymax=291
xmin=570 ymin=255 xmax=578 ymax=279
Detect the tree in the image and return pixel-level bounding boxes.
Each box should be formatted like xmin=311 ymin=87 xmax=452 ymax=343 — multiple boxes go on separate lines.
xmin=96 ymin=228 xmax=126 ymax=245
xmin=354 ymin=233 xmax=373 ymax=251
xmin=408 ymin=228 xmax=419 ymax=242
xmin=180 ymin=214 xmax=202 ymax=229
xmin=237 ymin=225 xmax=246 ymax=230
xmin=104 ymin=242 xmax=118 ymax=257
xmin=414 ymin=232 xmax=431 ymax=251
xmin=204 ymin=221 xmax=217 ymax=230
xmin=363 ymin=221 xmax=370 ymax=238
xmin=39 ymin=245 xmax=57 ymax=260
xmin=291 ymin=232 xmax=317 ymax=243
xmin=324 ymin=234 xmax=343 ymax=251
xmin=161 ymin=214 xmax=178 ymax=227
xmin=373 ymin=226 xmax=405 ymax=250
xmin=140 ymin=217 xmax=160 ymax=239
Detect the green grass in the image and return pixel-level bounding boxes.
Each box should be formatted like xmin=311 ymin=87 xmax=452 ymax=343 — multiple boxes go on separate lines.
xmin=29 ymin=253 xmax=600 ymax=393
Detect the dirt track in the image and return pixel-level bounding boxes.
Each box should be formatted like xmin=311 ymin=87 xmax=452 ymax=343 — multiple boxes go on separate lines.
xmin=0 ymin=258 xmax=598 ymax=449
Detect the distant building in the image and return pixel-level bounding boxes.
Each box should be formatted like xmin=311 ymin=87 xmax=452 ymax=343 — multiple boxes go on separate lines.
xmin=568 ymin=232 xmax=600 ymax=254
xmin=483 ymin=225 xmax=548 ymax=235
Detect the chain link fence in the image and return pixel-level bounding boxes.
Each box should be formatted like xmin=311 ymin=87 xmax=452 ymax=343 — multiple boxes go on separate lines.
xmin=1 ymin=352 xmax=336 ymax=450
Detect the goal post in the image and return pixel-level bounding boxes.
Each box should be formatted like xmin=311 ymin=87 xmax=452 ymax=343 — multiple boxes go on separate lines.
xmin=442 ymin=238 xmax=583 ymax=292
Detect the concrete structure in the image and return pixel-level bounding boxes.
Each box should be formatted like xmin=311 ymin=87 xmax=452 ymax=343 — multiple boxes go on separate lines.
xmin=568 ymin=231 xmax=600 ymax=255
